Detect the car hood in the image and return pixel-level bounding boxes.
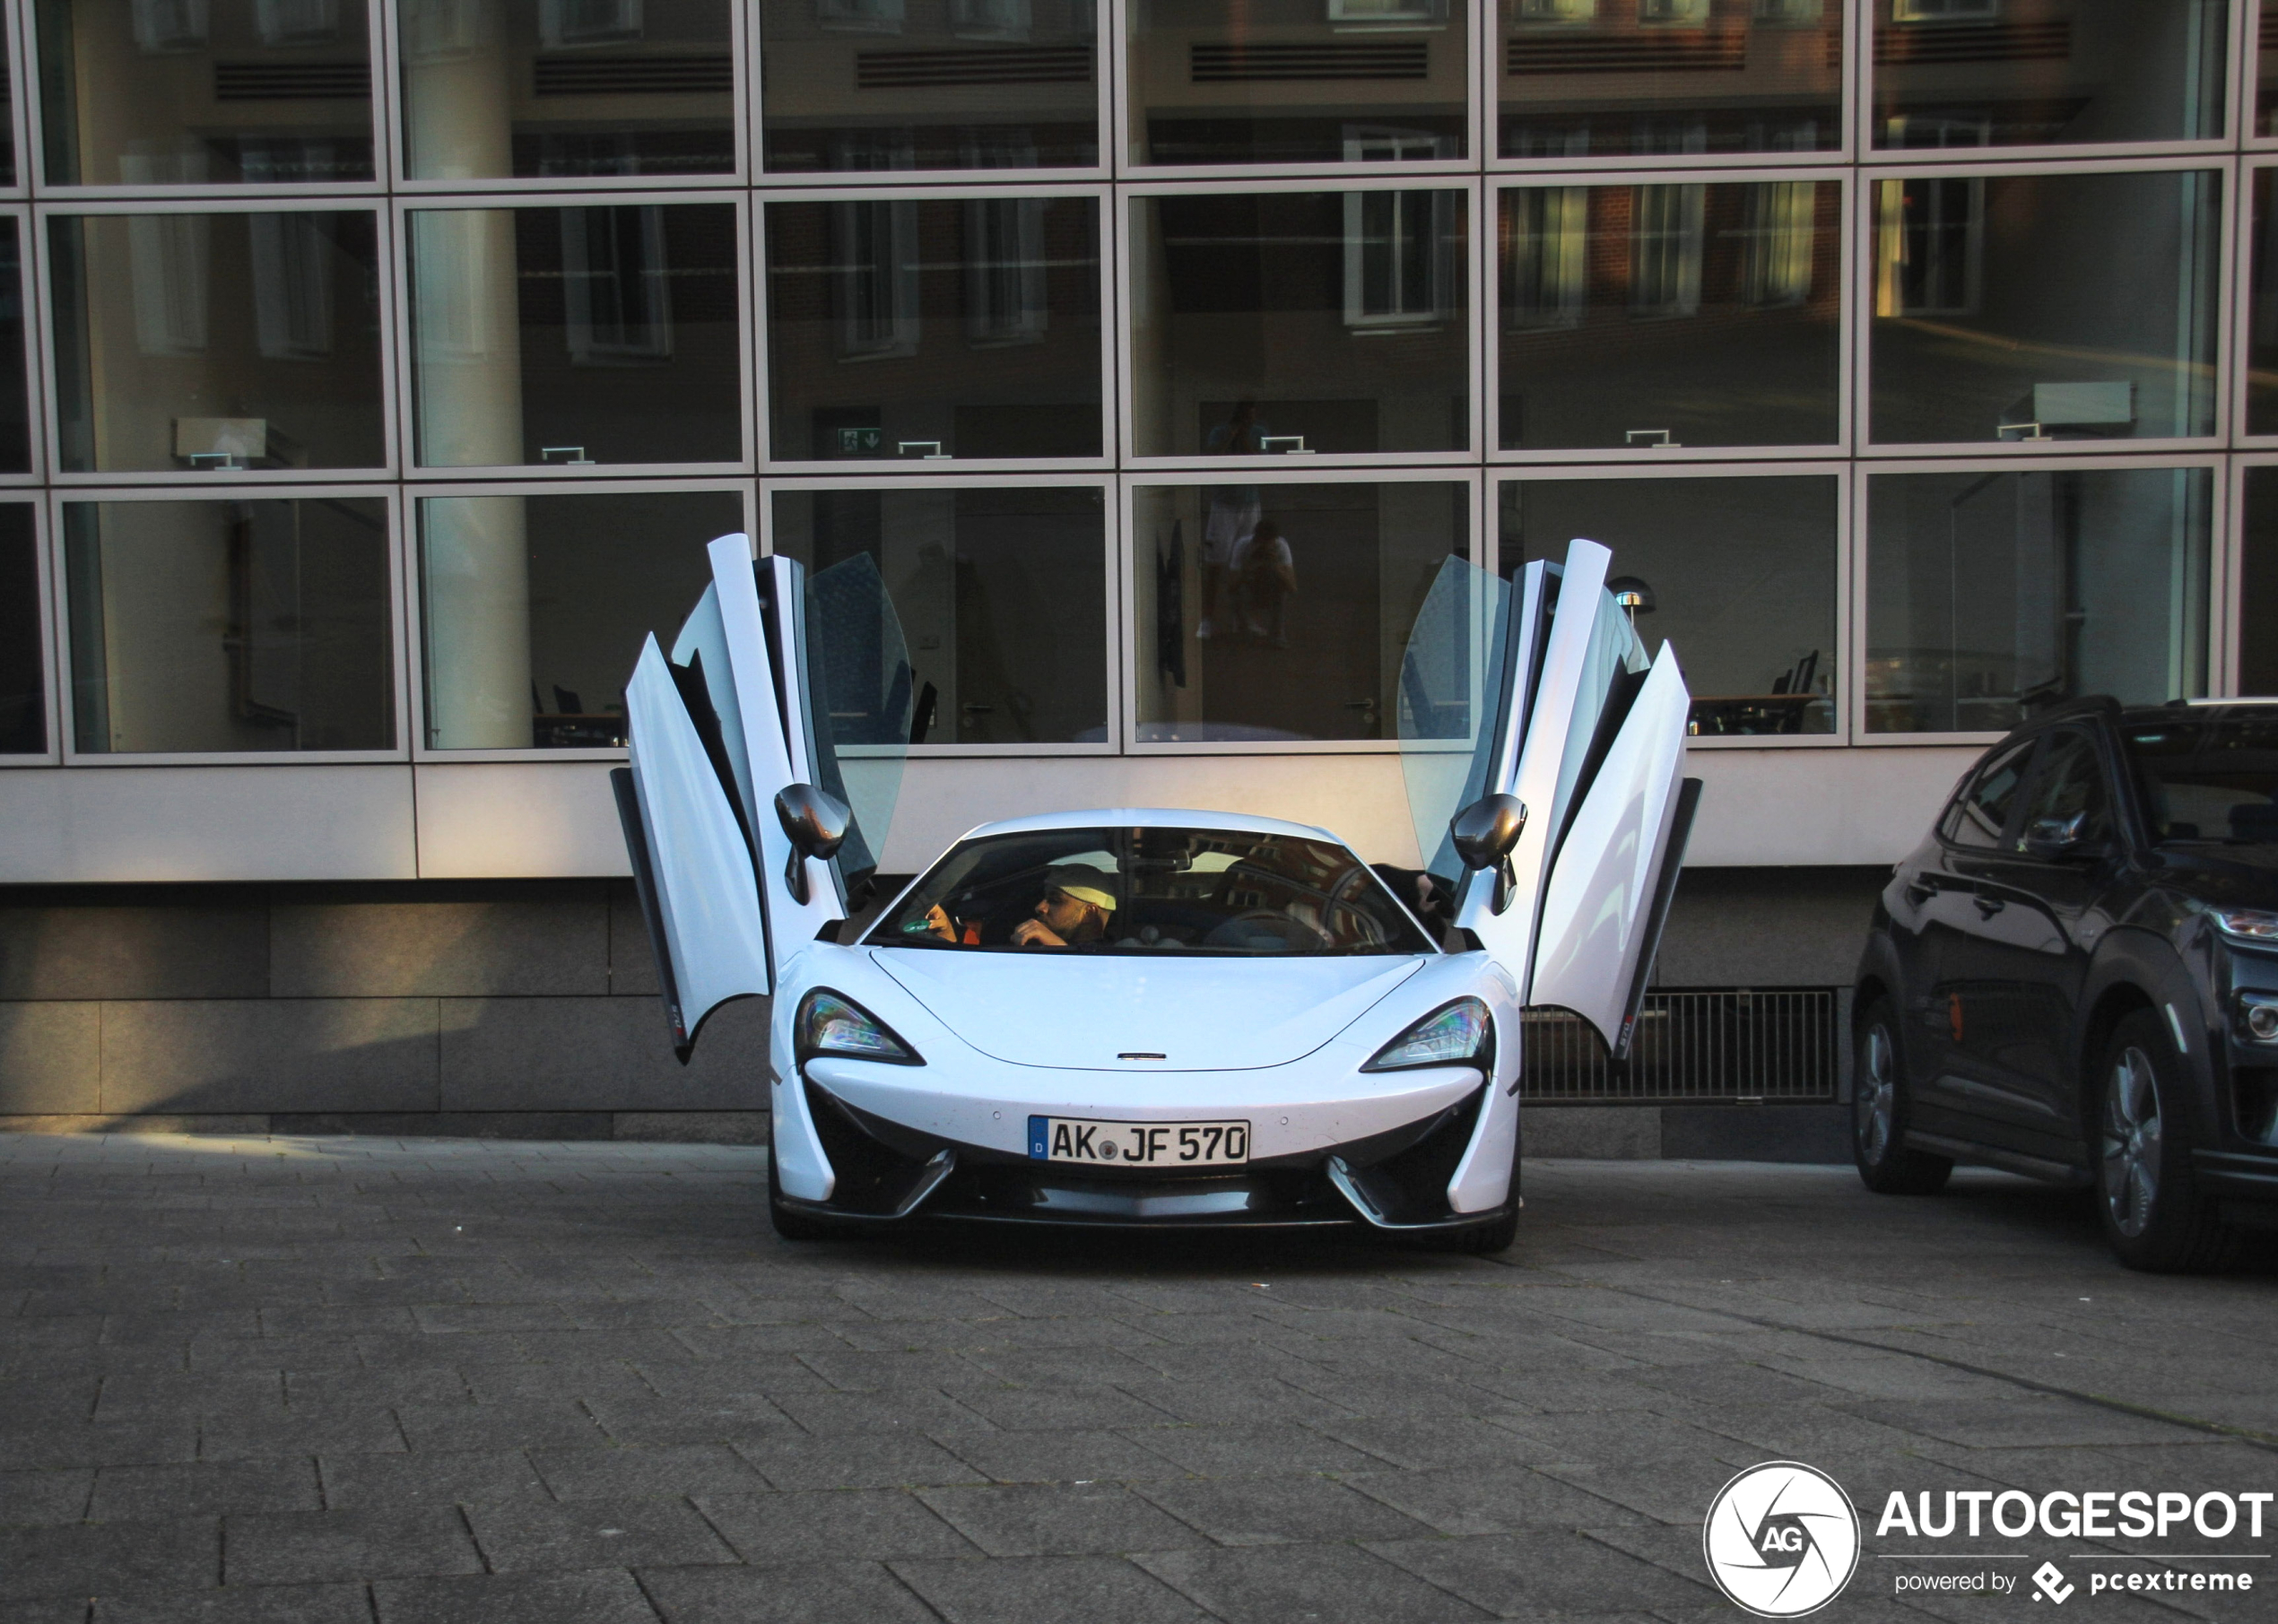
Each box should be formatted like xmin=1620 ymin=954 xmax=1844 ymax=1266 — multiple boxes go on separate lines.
xmin=869 ymin=950 xmax=1429 ymax=1072
xmin=2148 ymin=845 xmax=2278 ymax=908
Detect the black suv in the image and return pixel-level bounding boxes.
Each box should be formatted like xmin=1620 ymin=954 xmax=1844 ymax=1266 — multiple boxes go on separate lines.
xmin=1854 ymin=699 xmax=2278 ymax=1271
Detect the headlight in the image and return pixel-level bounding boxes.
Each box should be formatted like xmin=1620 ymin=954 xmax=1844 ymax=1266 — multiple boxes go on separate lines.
xmin=2213 ymin=908 xmax=2278 ymax=946
xmin=2241 ymin=992 xmax=2278 ymax=1045
xmin=1363 ymin=998 xmax=1491 ymax=1073
xmin=796 ymin=991 xmax=922 ymax=1065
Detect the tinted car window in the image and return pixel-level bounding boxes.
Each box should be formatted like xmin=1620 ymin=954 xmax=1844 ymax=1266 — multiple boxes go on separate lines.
xmin=1941 ymin=739 xmax=2036 ymax=849
xmin=870 ymin=827 xmax=1436 ymax=956
xmin=2015 ymin=729 xmax=2112 ymax=850
xmin=2124 ymin=714 xmax=2278 ymax=844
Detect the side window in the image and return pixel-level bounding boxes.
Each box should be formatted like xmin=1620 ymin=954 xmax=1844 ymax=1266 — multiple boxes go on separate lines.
xmin=2015 ymin=728 xmax=2112 ymax=850
xmin=1941 ymin=738 xmax=2035 ymax=849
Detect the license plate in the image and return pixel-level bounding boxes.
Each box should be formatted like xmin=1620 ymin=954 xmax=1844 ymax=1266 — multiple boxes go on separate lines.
xmin=1028 ymin=1116 xmax=1250 ymax=1167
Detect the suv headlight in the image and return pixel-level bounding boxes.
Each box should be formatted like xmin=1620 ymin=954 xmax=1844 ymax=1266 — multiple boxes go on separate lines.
xmin=796 ymin=991 xmax=922 ymax=1065
xmin=2212 ymin=908 xmax=2278 ymax=946
xmin=1363 ymin=998 xmax=1491 ymax=1073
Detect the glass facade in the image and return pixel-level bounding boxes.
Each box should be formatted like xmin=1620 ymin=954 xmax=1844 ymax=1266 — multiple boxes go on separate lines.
xmin=6 ymin=3 xmax=2278 ymax=768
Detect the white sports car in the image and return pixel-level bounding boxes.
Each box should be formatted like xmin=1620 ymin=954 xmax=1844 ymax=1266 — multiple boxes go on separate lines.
xmin=613 ymin=534 xmax=1698 ymax=1250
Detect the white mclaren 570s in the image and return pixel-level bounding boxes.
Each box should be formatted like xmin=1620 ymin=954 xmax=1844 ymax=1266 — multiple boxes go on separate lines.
xmin=613 ymin=534 xmax=1700 ymax=1250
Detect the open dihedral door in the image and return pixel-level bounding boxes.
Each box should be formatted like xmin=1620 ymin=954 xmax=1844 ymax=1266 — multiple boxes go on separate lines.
xmin=613 ymin=535 xmax=911 ymax=1061
xmin=1396 ymin=538 xmax=1700 ymax=1059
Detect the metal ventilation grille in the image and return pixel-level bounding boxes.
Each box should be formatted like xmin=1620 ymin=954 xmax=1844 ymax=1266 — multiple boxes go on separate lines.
xmin=855 ymin=47 xmax=1092 ymax=88
xmin=1190 ymin=41 xmax=1428 ymax=82
xmin=534 ymin=55 xmax=735 ymax=96
xmin=1874 ymin=22 xmax=2069 ymax=65
xmin=1518 ymin=989 xmax=1839 ymax=1103
xmin=213 ymin=62 xmax=370 ymax=100
xmin=1506 ymin=32 xmax=1745 ymax=75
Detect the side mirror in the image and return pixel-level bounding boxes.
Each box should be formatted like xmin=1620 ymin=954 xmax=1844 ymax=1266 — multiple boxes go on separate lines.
xmin=1450 ymin=794 xmax=1527 ymax=913
xmin=2019 ymin=812 xmax=2091 ymax=863
xmin=776 ymin=783 xmax=850 ymax=905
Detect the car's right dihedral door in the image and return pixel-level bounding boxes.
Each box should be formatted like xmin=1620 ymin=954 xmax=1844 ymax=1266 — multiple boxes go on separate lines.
xmin=1397 ymin=538 xmax=1700 ymax=1060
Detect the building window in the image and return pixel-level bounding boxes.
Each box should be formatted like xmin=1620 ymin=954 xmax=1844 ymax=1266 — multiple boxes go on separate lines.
xmin=419 ymin=489 xmax=739 ymax=751
xmin=2241 ymin=465 xmax=2278 ymax=699
xmin=50 ymin=211 xmax=387 ymax=474
xmin=1499 ymin=475 xmax=1839 ymax=737
xmin=64 ymin=497 xmax=395 ymax=755
xmin=965 ymin=198 xmax=1049 ymax=345
xmin=1131 ymin=478 xmax=1467 ymax=743
xmin=1501 ymin=186 xmax=1587 ymax=330
xmin=0 ymin=508 xmax=42 ymax=756
xmin=1865 ymin=466 xmax=2212 ymax=735
xmin=1630 ymin=184 xmax=1704 ymax=318
xmin=1873 ymin=174 xmax=1980 ymax=316
xmin=562 ymin=205 xmax=673 ymax=365
xmin=833 ymin=199 xmax=921 ymax=360
xmin=770 ymin=485 xmax=1109 ymax=746
xmin=0 ymin=223 xmax=33 ymax=476
xmin=2246 ymin=168 xmax=2278 ymax=436
xmin=1344 ymin=189 xmax=1457 ymax=329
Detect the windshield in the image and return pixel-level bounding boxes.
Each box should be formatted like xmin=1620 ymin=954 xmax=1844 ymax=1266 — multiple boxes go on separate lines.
xmin=867 ymin=827 xmax=1438 ymax=956
xmin=2123 ymin=713 xmax=2278 ymax=844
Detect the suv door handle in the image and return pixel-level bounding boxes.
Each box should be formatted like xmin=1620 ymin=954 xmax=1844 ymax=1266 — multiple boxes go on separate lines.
xmin=1973 ymin=895 xmax=2004 ymax=918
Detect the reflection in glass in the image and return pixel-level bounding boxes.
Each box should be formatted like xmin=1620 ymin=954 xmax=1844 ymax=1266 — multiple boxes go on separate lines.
xmin=1132 ymin=480 xmax=1465 ymax=743
xmin=50 ymin=211 xmax=386 ymax=473
xmin=1869 ymin=169 xmax=2219 ymax=446
xmin=1875 ymin=0 xmax=2226 ymax=151
xmin=400 ymin=0 xmax=735 ymax=180
xmin=419 ymin=490 xmax=738 ymax=750
xmin=1497 ymin=476 xmax=1837 ymax=736
xmin=0 ymin=223 xmax=32 ymax=474
xmin=1130 ymin=191 xmax=1469 ymax=457
xmin=2248 ymin=169 xmax=2278 ymax=435
xmin=35 ymin=0 xmax=371 ymax=185
xmin=758 ymin=0 xmax=1097 ymax=174
xmin=1498 ymin=180 xmax=1839 ymax=451
xmin=765 ymin=195 xmax=1101 ymax=461
xmin=771 ymin=486 xmax=1107 ymax=745
xmin=2240 ymin=466 xmax=2278 ymax=699
xmin=1500 ymin=1 xmax=1840 ymax=161
xmin=409 ymin=203 xmax=741 ymax=467
xmin=0 ymin=508 xmax=40 ymax=754
xmin=1865 ymin=466 xmax=2211 ymax=734
xmin=64 ymin=498 xmax=393 ymax=754
xmin=1127 ymin=0 xmax=1466 ymax=168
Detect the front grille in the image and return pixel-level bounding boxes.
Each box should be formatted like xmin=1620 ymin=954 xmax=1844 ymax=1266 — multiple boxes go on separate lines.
xmin=213 ymin=61 xmax=370 ymax=100
xmin=1190 ymin=41 xmax=1428 ymax=83
xmin=1520 ymin=988 xmax=1839 ymax=1103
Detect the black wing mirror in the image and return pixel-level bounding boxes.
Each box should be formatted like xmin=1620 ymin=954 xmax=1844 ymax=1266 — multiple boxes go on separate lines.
xmin=1450 ymin=794 xmax=1527 ymax=913
xmin=2019 ymin=812 xmax=2091 ymax=863
xmin=776 ymin=783 xmax=850 ymax=905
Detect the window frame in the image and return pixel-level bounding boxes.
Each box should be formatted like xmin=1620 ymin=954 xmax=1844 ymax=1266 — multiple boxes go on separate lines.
xmin=0 ymin=201 xmax=43 ymax=487
xmin=0 ymin=493 xmax=57 ymax=763
xmin=755 ymin=182 xmax=1115 ymax=473
xmin=759 ymin=468 xmax=1121 ymax=758
xmin=2233 ymin=159 xmax=2278 ymax=446
xmin=1117 ymin=464 xmax=1484 ymax=757
xmin=395 ymin=187 xmax=752 ymax=481
xmin=51 ymin=481 xmax=409 ymax=765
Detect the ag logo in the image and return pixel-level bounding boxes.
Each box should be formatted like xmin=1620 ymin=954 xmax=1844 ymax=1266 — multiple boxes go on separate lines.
xmin=1702 ymin=1461 xmax=1861 ymax=1618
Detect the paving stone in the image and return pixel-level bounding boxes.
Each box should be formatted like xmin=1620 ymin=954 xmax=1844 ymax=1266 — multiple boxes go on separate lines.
xmin=464 ymin=1496 xmax=736 ymax=1574
xmin=0 ymin=1426 xmax=197 ymax=1472
xmin=693 ymin=1489 xmax=980 ymax=1565
xmin=90 ymin=1581 xmax=374 ymax=1622
xmin=1135 ymin=1541 xmax=1493 ymax=1623
xmin=0 ymin=1519 xmax=220 ymax=1602
xmin=529 ymin=1445 xmax=767 ymax=1502
xmin=638 ymin=1560 xmax=938 ymax=1624
xmin=579 ymin=1395 xmax=795 ymax=1447
xmin=916 ymin=1482 xmax=1211 ymax=1557
xmin=196 ymin=1407 xmax=404 ymax=1464
xmin=933 ymin=1429 xmax=1188 ymax=1487
xmin=1135 ymin=1473 xmax=1437 ymax=1546
xmin=89 ymin=1463 xmax=321 ymax=1521
xmin=1369 ymin=1529 xmax=1725 ymax=1618
xmin=1115 ymin=1423 xmax=1387 ymax=1478
xmin=0 ymin=1469 xmax=94 ymax=1527
xmin=395 ymin=1401 xmax=606 ymax=1454
xmin=373 ymin=1569 xmax=662 ymax=1624
xmin=221 ymin=1507 xmax=484 ymax=1585
xmin=893 ymin=1553 xmax=1212 ymax=1624
xmin=731 ymin=1433 xmax=987 ymax=1491
xmin=317 ymin=1450 xmax=552 ymax=1510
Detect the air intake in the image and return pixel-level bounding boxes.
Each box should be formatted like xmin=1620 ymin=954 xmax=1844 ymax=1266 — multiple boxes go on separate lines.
xmin=1506 ymin=32 xmax=1744 ymax=74
xmin=213 ymin=61 xmax=370 ymax=100
xmin=533 ymin=55 xmax=735 ymax=95
xmin=1874 ymin=22 xmax=2069 ymax=65
xmin=855 ymin=47 xmax=1092 ymax=88
xmin=1190 ymin=41 xmax=1428 ymax=82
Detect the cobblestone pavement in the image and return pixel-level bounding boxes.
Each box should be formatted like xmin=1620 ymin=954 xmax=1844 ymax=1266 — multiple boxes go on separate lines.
xmin=0 ymin=1134 xmax=2273 ymax=1624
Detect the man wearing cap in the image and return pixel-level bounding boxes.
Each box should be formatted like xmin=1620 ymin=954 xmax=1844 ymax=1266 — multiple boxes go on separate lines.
xmin=1011 ymin=865 xmax=1119 ymax=948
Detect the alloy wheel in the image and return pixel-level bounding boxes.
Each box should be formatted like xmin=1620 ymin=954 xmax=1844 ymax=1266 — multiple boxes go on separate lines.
xmin=1856 ymin=1023 xmax=1896 ymax=1163
xmin=2102 ymin=1046 xmax=2163 ymax=1239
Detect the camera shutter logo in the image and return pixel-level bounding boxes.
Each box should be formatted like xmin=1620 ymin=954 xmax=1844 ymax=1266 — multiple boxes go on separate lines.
xmin=1702 ymin=1461 xmax=1861 ymax=1617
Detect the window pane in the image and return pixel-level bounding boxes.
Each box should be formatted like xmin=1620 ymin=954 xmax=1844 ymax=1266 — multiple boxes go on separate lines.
xmin=2248 ymin=169 xmax=2278 ymax=437
xmin=2240 ymin=465 xmax=2278 ymax=698
xmin=1500 ymin=1 xmax=1841 ymax=161
xmin=0 ymin=508 xmax=41 ymax=754
xmin=1875 ymin=0 xmax=2226 ymax=151
xmin=401 ymin=0 xmax=734 ymax=181
xmin=1498 ymin=180 xmax=1839 ymax=451
xmin=50 ymin=211 xmax=387 ymax=473
xmin=65 ymin=497 xmax=393 ymax=754
xmin=1498 ymin=475 xmax=1836 ymax=736
xmin=1865 ymin=466 xmax=2211 ymax=734
xmin=1128 ymin=0 xmax=1467 ymax=169
xmin=35 ymin=0 xmax=372 ymax=185
xmin=0 ymin=222 xmax=32 ymax=475
xmin=1130 ymin=191 xmax=1470 ymax=456
xmin=410 ymin=204 xmax=742 ymax=468
xmin=764 ymin=195 xmax=1101 ymax=461
xmin=758 ymin=0 xmax=1098 ymax=175
xmin=770 ymin=485 xmax=1107 ymax=744
xmin=420 ymin=489 xmax=737 ymax=750
xmin=1868 ymin=169 xmax=2219 ymax=447
xmin=1133 ymin=479 xmax=1465 ymax=743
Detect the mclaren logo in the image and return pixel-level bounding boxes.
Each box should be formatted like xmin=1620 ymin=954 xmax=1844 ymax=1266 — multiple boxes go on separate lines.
xmin=1703 ymin=1462 xmax=1862 ymax=1618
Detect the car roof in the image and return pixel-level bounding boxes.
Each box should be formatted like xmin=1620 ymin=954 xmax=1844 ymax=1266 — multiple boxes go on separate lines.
xmin=956 ymin=807 xmax=1349 ymax=846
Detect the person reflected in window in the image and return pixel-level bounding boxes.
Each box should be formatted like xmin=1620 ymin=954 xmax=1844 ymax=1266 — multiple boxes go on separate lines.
xmin=1231 ymin=518 xmax=1297 ymax=647
xmin=1199 ymin=399 xmax=1267 ymax=641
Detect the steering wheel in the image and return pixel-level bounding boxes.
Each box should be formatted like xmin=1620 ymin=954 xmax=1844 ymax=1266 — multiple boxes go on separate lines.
xmin=1204 ymin=909 xmax=1335 ymax=951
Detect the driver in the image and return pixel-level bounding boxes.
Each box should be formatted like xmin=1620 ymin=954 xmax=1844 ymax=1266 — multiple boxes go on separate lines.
xmin=1012 ymin=865 xmax=1119 ymax=948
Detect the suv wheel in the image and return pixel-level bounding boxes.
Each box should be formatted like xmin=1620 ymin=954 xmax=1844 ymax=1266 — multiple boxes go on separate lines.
xmin=1852 ymin=998 xmax=1952 ymax=1195
xmin=2095 ymin=1009 xmax=2239 ymax=1272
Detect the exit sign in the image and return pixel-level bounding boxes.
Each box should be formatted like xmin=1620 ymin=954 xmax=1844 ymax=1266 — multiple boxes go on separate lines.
xmin=836 ymin=427 xmax=883 ymax=454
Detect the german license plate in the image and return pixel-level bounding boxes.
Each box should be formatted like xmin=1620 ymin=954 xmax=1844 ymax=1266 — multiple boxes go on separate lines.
xmin=1028 ymin=1116 xmax=1250 ymax=1167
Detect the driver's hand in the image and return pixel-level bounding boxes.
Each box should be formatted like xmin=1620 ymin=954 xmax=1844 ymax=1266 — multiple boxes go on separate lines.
xmin=1011 ymin=919 xmax=1065 ymax=948
xmin=924 ymin=904 xmax=958 ymax=942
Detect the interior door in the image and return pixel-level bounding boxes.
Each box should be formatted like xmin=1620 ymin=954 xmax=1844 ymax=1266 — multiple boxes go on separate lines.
xmin=613 ymin=534 xmax=911 ymax=1060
